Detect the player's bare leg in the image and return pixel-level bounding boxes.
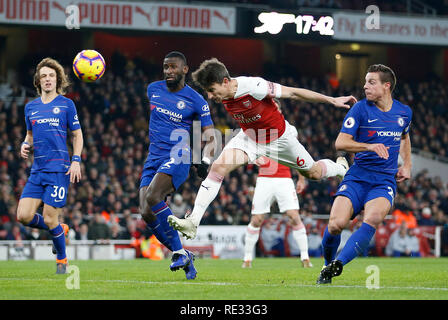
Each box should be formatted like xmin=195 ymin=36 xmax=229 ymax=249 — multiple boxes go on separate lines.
xmin=16 ymin=198 xmax=43 ymax=226
xmin=169 ymin=148 xmax=249 ymax=239
xmin=285 ymin=209 xmax=312 ymax=268
xmin=242 ymin=214 xmax=265 ymax=268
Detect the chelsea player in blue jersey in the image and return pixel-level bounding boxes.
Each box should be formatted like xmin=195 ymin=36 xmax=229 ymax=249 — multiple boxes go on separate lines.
xmin=139 ymin=52 xmax=215 ymax=280
xmin=17 ymin=58 xmax=83 ymax=274
xmin=317 ymin=64 xmax=412 ymax=284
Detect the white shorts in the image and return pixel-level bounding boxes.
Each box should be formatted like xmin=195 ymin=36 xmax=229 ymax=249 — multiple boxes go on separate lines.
xmin=251 ymin=177 xmax=299 ymax=214
xmin=222 ymin=120 xmax=315 ymax=171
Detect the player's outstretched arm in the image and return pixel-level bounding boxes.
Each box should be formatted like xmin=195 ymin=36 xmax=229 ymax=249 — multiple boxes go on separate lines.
xmin=335 ymin=132 xmax=389 ymax=160
xmin=20 ymin=131 xmax=33 ymax=159
xmin=396 ymin=133 xmax=412 ymax=182
xmin=280 ymin=86 xmax=356 ymax=109
xmin=66 ymin=129 xmax=84 ymax=183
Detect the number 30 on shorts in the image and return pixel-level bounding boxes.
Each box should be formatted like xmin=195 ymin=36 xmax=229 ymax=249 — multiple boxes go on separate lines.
xmin=51 ymin=186 xmax=66 ymax=200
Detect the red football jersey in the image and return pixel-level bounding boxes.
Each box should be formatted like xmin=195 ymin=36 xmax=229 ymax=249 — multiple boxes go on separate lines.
xmin=257 ymin=156 xmax=292 ymax=178
xmin=222 ymin=77 xmax=285 ymax=143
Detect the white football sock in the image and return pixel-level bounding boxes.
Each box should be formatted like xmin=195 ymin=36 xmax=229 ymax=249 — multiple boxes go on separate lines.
xmin=317 ymin=159 xmax=346 ymax=179
xmin=188 ymin=171 xmax=224 ymax=227
xmin=292 ymin=223 xmax=309 ymax=260
xmin=243 ymin=224 xmax=260 ymax=261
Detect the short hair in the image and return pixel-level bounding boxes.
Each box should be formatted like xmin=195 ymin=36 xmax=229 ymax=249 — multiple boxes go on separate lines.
xmin=367 ymin=64 xmax=396 ymax=92
xmin=33 ymin=57 xmax=70 ymax=96
xmin=191 ymin=58 xmax=231 ymax=90
xmin=165 ymin=51 xmax=187 ymax=65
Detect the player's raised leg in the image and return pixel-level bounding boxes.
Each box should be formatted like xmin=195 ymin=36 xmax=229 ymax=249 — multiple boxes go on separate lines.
xmin=17 ymin=198 xmax=46 ymax=230
xmin=168 ymin=148 xmax=249 ymax=240
xmin=302 ymin=157 xmax=349 ymax=181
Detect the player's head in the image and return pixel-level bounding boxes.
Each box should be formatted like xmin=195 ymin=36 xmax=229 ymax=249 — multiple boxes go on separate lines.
xmin=163 ymin=51 xmax=188 ymax=90
xmin=364 ymin=64 xmax=396 ymax=102
xmin=192 ymin=58 xmax=231 ymax=103
xmin=33 ymin=58 xmax=70 ymax=96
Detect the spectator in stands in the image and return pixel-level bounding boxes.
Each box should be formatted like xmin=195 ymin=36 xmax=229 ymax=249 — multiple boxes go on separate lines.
xmin=392 ymin=205 xmax=417 ymax=229
xmin=88 ymin=213 xmax=111 ymax=240
xmin=386 ymin=223 xmax=420 ymax=257
xmin=418 ymin=207 xmax=436 ymax=226
xmin=75 ymin=223 xmax=89 ymax=241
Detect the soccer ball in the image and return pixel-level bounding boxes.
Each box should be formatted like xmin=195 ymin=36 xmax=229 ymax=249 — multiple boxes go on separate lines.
xmin=72 ymin=50 xmax=106 ymax=82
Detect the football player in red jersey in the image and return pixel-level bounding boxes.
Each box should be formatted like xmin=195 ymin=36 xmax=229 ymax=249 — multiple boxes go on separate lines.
xmin=168 ymin=57 xmax=356 ymax=240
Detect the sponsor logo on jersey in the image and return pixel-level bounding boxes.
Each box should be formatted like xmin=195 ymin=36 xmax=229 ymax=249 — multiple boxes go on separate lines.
xmin=156 ymin=107 xmax=183 ymax=122
xmin=32 ymin=118 xmax=60 ymax=127
xmin=233 ymin=113 xmax=261 ymax=124
xmin=339 ymin=185 xmax=347 ymax=192
xmin=202 ymin=104 xmax=210 ymax=112
xmin=376 ymin=131 xmax=402 ymax=137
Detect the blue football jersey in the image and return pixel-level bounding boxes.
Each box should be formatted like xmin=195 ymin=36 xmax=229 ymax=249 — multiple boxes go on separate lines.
xmin=25 ymin=95 xmax=81 ymax=173
xmin=146 ymin=81 xmax=213 ymax=157
xmin=340 ymin=98 xmax=412 ymax=175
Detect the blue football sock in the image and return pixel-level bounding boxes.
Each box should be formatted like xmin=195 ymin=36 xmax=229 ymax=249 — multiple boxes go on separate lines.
xmin=151 ymin=202 xmax=183 ymax=252
xmin=147 ymin=219 xmax=173 ymax=251
xmin=49 ymin=224 xmax=66 ymax=260
xmin=27 ymin=213 xmax=49 ymax=230
xmin=336 ymin=222 xmax=376 ymax=266
xmin=321 ymin=226 xmax=341 ymax=266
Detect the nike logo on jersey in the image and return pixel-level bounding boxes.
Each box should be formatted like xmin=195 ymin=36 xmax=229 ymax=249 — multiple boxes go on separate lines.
xmin=152 ymin=94 xmax=160 ymax=98
xmin=31 ymin=111 xmax=39 ymax=115
xmin=201 ymin=185 xmax=210 ymax=190
xmin=368 ymin=119 xmax=378 ymax=123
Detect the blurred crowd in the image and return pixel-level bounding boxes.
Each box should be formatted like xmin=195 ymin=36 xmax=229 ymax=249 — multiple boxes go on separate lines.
xmin=0 ymin=52 xmax=447 ymax=257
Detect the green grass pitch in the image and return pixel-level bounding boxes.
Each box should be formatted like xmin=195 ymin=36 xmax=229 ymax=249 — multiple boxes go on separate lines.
xmin=1 ymin=257 xmax=447 ymax=300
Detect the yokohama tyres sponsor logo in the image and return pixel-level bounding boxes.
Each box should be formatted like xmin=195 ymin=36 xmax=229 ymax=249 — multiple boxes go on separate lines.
xmin=376 ymin=131 xmax=401 ymax=137
xmin=32 ymin=118 xmax=60 ymax=126
xmin=156 ymin=107 xmax=182 ymax=119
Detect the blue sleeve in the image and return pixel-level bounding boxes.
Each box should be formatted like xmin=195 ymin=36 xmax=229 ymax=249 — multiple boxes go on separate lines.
xmin=403 ymin=107 xmax=412 ymax=135
xmin=24 ymin=104 xmax=31 ymax=131
xmin=340 ymin=102 xmax=363 ymax=137
xmin=67 ymin=99 xmax=81 ymax=131
xmin=147 ymin=83 xmax=154 ymax=103
xmin=196 ymin=98 xmax=214 ymax=127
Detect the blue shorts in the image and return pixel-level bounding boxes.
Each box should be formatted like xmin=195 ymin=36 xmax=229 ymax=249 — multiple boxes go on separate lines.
xmin=21 ymin=172 xmax=70 ymax=208
xmin=335 ymin=164 xmax=396 ymax=219
xmin=140 ymin=155 xmax=190 ymax=191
